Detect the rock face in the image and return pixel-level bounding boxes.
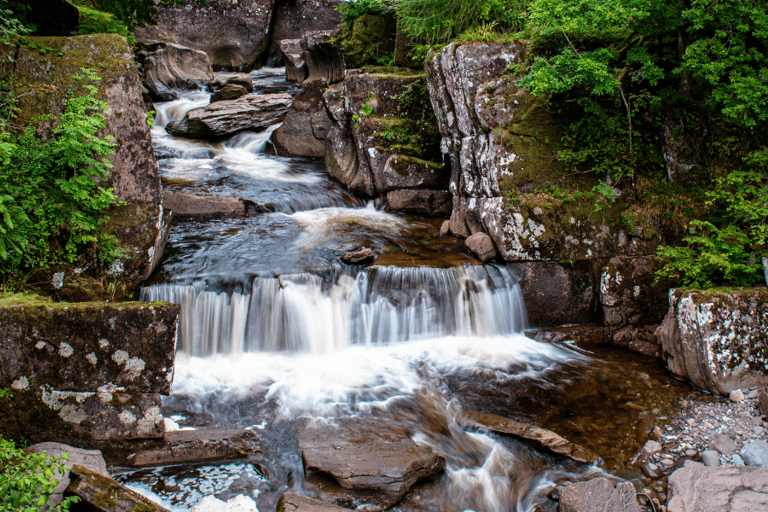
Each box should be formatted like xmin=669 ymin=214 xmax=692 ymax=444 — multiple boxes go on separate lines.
xmin=142 ymin=43 xmax=214 ymax=101
xmin=302 ymin=30 xmax=346 ymax=84
xmin=324 ymin=70 xmax=447 ymax=215
xmin=0 ymin=296 xmax=179 ymax=445
xmin=559 ymin=478 xmax=641 ymax=512
xmin=144 ymin=0 xmax=277 ymax=70
xmin=166 ymin=93 xmax=294 ymax=139
xmin=667 ymin=461 xmax=768 ymax=512
xmin=9 ymin=35 xmax=168 ymax=296
xmin=271 ymin=79 xmax=333 ymax=158
xmin=657 ymin=288 xmax=768 ymax=395
xmin=268 ymin=0 xmax=343 ymax=64
xmin=298 ymin=417 xmax=445 ymax=510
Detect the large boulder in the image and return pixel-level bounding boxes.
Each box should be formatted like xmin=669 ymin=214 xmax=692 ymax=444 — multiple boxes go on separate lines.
xmin=141 ymin=0 xmax=277 ymax=70
xmin=657 ymin=288 xmax=768 ymax=395
xmin=166 ymin=93 xmax=294 ymax=140
xmin=559 ymin=477 xmax=641 ymax=512
xmin=142 ymin=43 xmax=214 ymax=101
xmin=667 ymin=461 xmax=768 ymax=512
xmin=9 ymin=35 xmax=169 ymax=297
xmin=298 ymin=417 xmax=445 ymax=510
xmin=0 ymin=296 xmax=179 ymax=446
xmin=280 ymin=39 xmax=308 ymax=83
xmin=301 ymin=30 xmax=346 ymax=84
xmin=270 ymin=79 xmax=333 ymax=158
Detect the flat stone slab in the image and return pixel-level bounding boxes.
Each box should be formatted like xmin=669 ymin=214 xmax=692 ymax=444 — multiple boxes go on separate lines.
xmin=460 ymin=408 xmax=601 ymax=465
xmin=129 ymin=428 xmax=262 ymax=466
xmin=279 ymin=493 xmax=350 ymax=512
xmin=667 ymin=461 xmax=768 ymax=512
xmin=68 ymin=464 xmax=170 ymax=512
xmin=559 ymin=477 xmax=641 ymax=512
xmin=163 ymin=191 xmax=246 ymax=216
xmin=297 ymin=417 xmax=445 ymax=510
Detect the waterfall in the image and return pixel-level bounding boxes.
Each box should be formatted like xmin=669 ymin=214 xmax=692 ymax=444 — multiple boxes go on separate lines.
xmin=140 ymin=265 xmax=527 ymax=356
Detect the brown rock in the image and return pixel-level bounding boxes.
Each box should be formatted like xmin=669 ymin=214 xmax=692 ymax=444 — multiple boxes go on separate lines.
xmin=163 ymin=192 xmax=246 ymax=216
xmin=298 ymin=417 xmax=445 ymax=510
xmin=268 ymin=0 xmax=343 ymax=66
xmin=381 ymin=155 xmax=449 ymax=192
xmin=758 ymin=388 xmax=768 ymax=417
xmin=386 ymin=189 xmax=452 ymax=216
xmin=143 ymin=43 xmax=214 ymax=101
xmin=667 ymin=462 xmax=768 ymax=512
xmin=559 ymin=477 xmax=641 ymax=512
xmin=129 ymin=428 xmax=262 ymax=466
xmin=210 ymin=83 xmax=249 ymax=103
xmin=271 ymin=80 xmax=332 ymax=158
xmin=166 ymin=93 xmax=294 ymax=140
xmin=341 ymin=247 xmax=376 ymax=265
xmin=440 ymin=220 xmax=451 ymax=237
xmin=302 ymin=30 xmax=346 ymax=84
xmin=279 ymin=493 xmax=350 ymax=512
xmin=67 ymin=465 xmax=170 ymax=512
xmin=524 ymin=325 xmax=611 ymax=345
xmin=465 ymin=232 xmax=497 ymax=262
xmin=460 ymin=408 xmax=601 ymax=465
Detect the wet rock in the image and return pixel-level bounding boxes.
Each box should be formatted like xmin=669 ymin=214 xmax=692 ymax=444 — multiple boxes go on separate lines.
xmin=279 ymin=493 xmax=350 ymax=512
xmin=657 ymin=288 xmax=768 ymax=395
xmin=129 ymin=428 xmax=262 ymax=466
xmin=525 ymin=325 xmax=612 ymax=345
xmin=711 ymin=434 xmax=738 ymax=455
xmin=667 ymin=461 xmax=768 ymax=512
xmin=28 ymin=442 xmax=109 ymax=509
xmin=465 ymin=233 xmax=497 ymax=262
xmin=701 ymin=450 xmax=721 ymax=467
xmin=559 ymin=477 xmax=641 ymax=512
xmin=460 ymin=408 xmax=601 ymax=464
xmin=297 ymin=417 xmax=445 ymax=510
xmin=10 ymin=35 xmax=166 ymax=295
xmin=166 ymin=93 xmax=294 ymax=140
xmin=386 ymin=189 xmax=452 ymax=216
xmin=208 ymin=73 xmax=255 ymax=93
xmin=341 ymin=247 xmax=375 ymax=265
xmin=67 ymin=464 xmax=170 ymax=512
xmin=144 ymin=0 xmax=276 ymax=70
xmin=210 ymin=83 xmax=249 ymax=103
xmin=163 ymin=192 xmax=246 ymax=216
xmin=641 ymin=461 xmax=662 ymax=479
xmin=143 ymin=43 xmax=214 ymax=101
xmin=271 ymin=80 xmax=332 ymax=158
xmin=740 ymin=440 xmax=768 ymax=467
xmin=280 ymin=39 xmax=308 ymax=82
xmin=268 ymin=0 xmax=342 ymax=66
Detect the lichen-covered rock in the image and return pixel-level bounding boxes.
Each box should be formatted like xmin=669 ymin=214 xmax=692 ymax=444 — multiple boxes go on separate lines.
xmin=0 ymin=297 xmax=178 ymax=443
xmin=166 ymin=93 xmax=293 ymax=140
xmin=144 ymin=0 xmax=277 ymax=70
xmin=8 ymin=35 xmax=167 ymax=296
xmin=142 ymin=43 xmax=214 ymax=101
xmin=271 ymin=79 xmax=333 ymax=158
xmin=381 ymin=155 xmax=449 ymax=192
xmin=657 ymin=288 xmax=768 ymax=395
xmin=667 ymin=461 xmax=768 ymax=512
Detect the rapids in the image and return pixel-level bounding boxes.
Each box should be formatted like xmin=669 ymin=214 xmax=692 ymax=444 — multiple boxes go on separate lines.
xmin=121 ymin=68 xmax=686 ymax=512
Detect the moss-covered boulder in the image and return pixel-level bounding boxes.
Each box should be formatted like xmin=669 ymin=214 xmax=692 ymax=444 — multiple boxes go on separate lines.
xmin=657 ymin=288 xmax=768 ymax=395
xmin=338 ymin=14 xmax=396 ymax=69
xmin=7 ymin=35 xmax=168 ymax=298
xmin=0 ymin=295 xmax=179 ymax=445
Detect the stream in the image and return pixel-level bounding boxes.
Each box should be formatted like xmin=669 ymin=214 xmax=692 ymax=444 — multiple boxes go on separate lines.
xmin=115 ymin=69 xmax=695 ymax=512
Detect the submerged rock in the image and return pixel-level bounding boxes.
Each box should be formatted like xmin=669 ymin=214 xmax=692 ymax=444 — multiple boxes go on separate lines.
xmin=297 ymin=417 xmax=445 ymax=510
xmin=143 ymin=43 xmax=214 ymax=101
xmin=657 ymin=288 xmax=768 ymax=395
xmin=667 ymin=461 xmax=768 ymax=512
xmin=559 ymin=477 xmax=641 ymax=512
xmin=166 ymin=93 xmax=294 ymax=140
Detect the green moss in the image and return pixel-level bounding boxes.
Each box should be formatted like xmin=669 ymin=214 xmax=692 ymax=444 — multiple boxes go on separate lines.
xmin=0 ymin=292 xmax=52 ymax=307
xmin=339 ymin=14 xmax=396 ymax=69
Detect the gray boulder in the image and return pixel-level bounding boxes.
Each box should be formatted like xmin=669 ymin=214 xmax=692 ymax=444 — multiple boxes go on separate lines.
xmin=667 ymin=461 xmax=768 ymax=512
xmin=280 ymin=39 xmax=308 ymax=83
xmin=210 ymin=83 xmax=249 ymax=103
xmin=741 ymin=440 xmax=768 ymax=467
xmin=657 ymin=288 xmax=768 ymax=395
xmin=385 ymin=189 xmax=452 ymax=216
xmin=302 ymin=30 xmax=346 ymax=84
xmin=559 ymin=478 xmax=640 ymax=512
xmin=271 ymin=80 xmax=333 ymax=158
xmin=166 ymin=93 xmax=294 ymax=140
xmin=143 ymin=43 xmax=214 ymax=101
xmin=208 ymin=73 xmax=254 ymax=93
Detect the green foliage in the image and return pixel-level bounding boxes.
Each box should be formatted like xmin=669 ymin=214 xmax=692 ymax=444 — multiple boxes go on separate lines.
xmin=74 ymin=5 xmax=131 ymax=39
xmin=656 ymin=221 xmax=763 ymax=288
xmin=0 ymin=437 xmax=80 ymax=512
xmin=393 ymin=0 xmax=527 ymax=44
xmin=0 ymin=6 xmax=29 ymax=43
xmin=336 ymin=0 xmax=392 ymax=30
xmin=0 ymin=69 xmax=119 ymax=272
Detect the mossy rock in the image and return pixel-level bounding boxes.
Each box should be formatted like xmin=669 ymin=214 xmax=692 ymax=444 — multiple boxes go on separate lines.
xmin=339 ymin=14 xmax=396 ymax=69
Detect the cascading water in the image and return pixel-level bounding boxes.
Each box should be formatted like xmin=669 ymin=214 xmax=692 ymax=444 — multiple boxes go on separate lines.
xmin=118 ymin=68 xmax=673 ymax=512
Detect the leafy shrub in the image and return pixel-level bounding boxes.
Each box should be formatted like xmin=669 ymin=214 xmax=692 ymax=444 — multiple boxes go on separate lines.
xmin=0 ymin=435 xmax=80 ymax=512
xmin=0 ymin=69 xmax=119 ymax=272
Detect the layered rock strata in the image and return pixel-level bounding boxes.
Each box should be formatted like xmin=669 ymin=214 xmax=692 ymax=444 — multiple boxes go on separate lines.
xmin=142 ymin=43 xmax=214 ymax=101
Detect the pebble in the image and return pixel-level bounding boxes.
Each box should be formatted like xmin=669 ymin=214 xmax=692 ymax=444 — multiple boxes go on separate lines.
xmin=730 ymin=389 xmax=746 ymax=402
xmin=701 ymin=450 xmax=721 ymax=467
xmin=711 ymin=434 xmax=737 ymax=454
xmin=748 ymin=389 xmax=760 ymax=399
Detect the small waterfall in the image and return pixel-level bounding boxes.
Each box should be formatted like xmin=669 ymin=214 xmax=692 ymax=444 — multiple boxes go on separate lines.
xmin=140 ymin=265 xmax=527 ymax=356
